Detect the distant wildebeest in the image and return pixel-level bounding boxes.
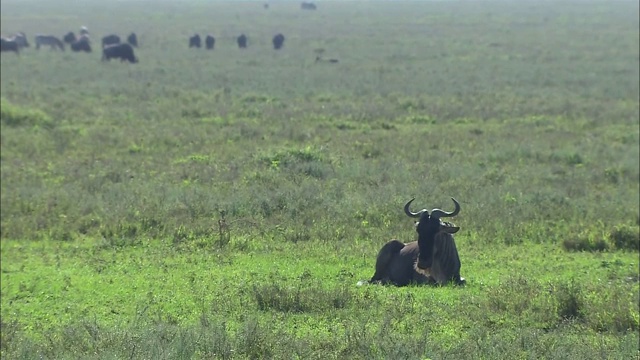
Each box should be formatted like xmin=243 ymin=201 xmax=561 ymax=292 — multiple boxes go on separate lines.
xmin=189 ymin=34 xmax=201 ymax=48
xmin=315 ymin=56 xmax=338 ymax=64
xmin=301 ymin=2 xmax=317 ymax=10
xmin=102 ymin=43 xmax=137 ymax=63
xmin=205 ymin=35 xmax=215 ymax=50
xmin=63 ymin=32 xmax=76 ymax=44
xmin=237 ymin=34 xmax=247 ymax=49
xmin=367 ymin=198 xmax=465 ymax=287
xmin=264 ymin=3 xmax=269 ymax=9
xmin=35 ymin=35 xmax=65 ymax=51
xmin=70 ymin=35 xmax=92 ymax=52
xmin=127 ymin=32 xmax=138 ymax=47
xmin=79 ymin=26 xmax=89 ymax=36
xmin=102 ymin=34 xmax=121 ymax=48
xmin=1 ymin=37 xmax=20 ymax=54
xmin=5 ymin=32 xmax=29 ymax=48
xmin=272 ymin=33 xmax=285 ymax=50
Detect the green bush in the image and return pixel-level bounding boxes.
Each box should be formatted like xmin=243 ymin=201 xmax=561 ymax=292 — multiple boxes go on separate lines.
xmin=0 ymin=98 xmax=53 ymax=128
xmin=609 ymin=225 xmax=640 ymax=251
xmin=562 ymin=236 xmax=610 ymax=252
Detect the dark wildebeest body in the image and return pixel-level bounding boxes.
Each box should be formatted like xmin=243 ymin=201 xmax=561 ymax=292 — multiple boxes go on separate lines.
xmin=102 ymin=43 xmax=137 ymax=63
xmin=1 ymin=38 xmax=20 ymax=54
xmin=237 ymin=34 xmax=247 ymax=49
xmin=205 ymin=35 xmax=215 ymax=50
xmin=4 ymin=32 xmax=29 ymax=50
xmin=63 ymin=32 xmax=77 ymax=44
xmin=369 ymin=198 xmax=465 ymax=286
xmin=35 ymin=35 xmax=65 ymax=51
xmin=301 ymin=2 xmax=317 ymax=10
xmin=70 ymin=35 xmax=92 ymax=52
xmin=127 ymin=32 xmax=138 ymax=47
xmin=12 ymin=32 xmax=29 ymax=48
xmin=189 ymin=34 xmax=201 ymax=48
xmin=102 ymin=34 xmax=121 ymax=48
xmin=272 ymin=33 xmax=285 ymax=50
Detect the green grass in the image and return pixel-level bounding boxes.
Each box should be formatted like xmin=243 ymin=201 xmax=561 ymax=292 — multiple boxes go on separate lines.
xmin=1 ymin=0 xmax=639 ymax=358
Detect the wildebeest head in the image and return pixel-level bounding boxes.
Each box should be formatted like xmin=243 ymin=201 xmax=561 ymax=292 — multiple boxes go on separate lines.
xmin=127 ymin=32 xmax=138 ymax=47
xmin=404 ymin=198 xmax=460 ymax=274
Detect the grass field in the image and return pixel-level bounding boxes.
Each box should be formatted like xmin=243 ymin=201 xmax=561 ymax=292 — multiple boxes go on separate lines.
xmin=1 ymin=0 xmax=639 ymax=358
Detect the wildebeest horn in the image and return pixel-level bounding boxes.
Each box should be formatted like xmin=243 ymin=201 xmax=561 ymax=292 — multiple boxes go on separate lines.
xmin=430 ymin=198 xmax=460 ymax=219
xmin=404 ymin=198 xmax=428 ymax=218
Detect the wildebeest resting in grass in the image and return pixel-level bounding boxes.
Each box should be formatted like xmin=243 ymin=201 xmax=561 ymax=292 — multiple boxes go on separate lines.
xmin=367 ymin=198 xmax=465 ymax=287
xmin=127 ymin=32 xmax=138 ymax=47
xmin=102 ymin=34 xmax=121 ymax=48
xmin=102 ymin=43 xmax=137 ymax=63
xmin=205 ymin=35 xmax=215 ymax=50
xmin=189 ymin=34 xmax=201 ymax=48
xmin=272 ymin=33 xmax=285 ymax=50
xmin=35 ymin=35 xmax=65 ymax=51
xmin=70 ymin=35 xmax=92 ymax=52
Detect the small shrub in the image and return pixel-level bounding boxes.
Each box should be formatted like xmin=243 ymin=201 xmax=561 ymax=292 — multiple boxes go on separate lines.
xmin=0 ymin=319 xmax=21 ymax=352
xmin=0 ymin=98 xmax=53 ymax=128
xmin=252 ymin=282 xmax=352 ymax=313
xmin=552 ymin=279 xmax=584 ymax=321
xmin=562 ymin=232 xmax=610 ymax=252
xmin=609 ymin=225 xmax=639 ymax=251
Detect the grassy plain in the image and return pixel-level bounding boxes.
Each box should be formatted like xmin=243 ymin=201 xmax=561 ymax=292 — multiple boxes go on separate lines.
xmin=1 ymin=0 xmax=639 ymax=358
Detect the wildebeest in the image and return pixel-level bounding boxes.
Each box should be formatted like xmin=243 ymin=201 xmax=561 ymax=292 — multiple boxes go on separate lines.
xmin=127 ymin=32 xmax=138 ymax=47
xmin=70 ymin=35 xmax=92 ymax=53
xmin=205 ymin=35 xmax=215 ymax=50
xmin=1 ymin=37 xmax=20 ymax=54
xmin=63 ymin=32 xmax=77 ymax=44
xmin=102 ymin=34 xmax=121 ymax=48
xmin=301 ymin=2 xmax=317 ymax=10
xmin=5 ymin=32 xmax=29 ymax=48
xmin=79 ymin=26 xmax=89 ymax=36
xmin=189 ymin=34 xmax=201 ymax=48
xmin=35 ymin=35 xmax=65 ymax=51
xmin=102 ymin=43 xmax=137 ymax=63
xmin=367 ymin=198 xmax=465 ymax=287
xmin=264 ymin=3 xmax=269 ymax=9
xmin=272 ymin=33 xmax=285 ymax=50
xmin=237 ymin=34 xmax=247 ymax=49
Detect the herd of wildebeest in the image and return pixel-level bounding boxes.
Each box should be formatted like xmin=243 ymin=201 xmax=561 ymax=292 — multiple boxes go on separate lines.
xmin=0 ymin=27 xmax=292 ymax=64
xmin=0 ymin=1 xmax=326 ymax=64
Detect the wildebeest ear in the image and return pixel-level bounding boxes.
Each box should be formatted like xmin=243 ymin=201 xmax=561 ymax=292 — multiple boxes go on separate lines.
xmin=442 ymin=224 xmax=460 ymax=234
